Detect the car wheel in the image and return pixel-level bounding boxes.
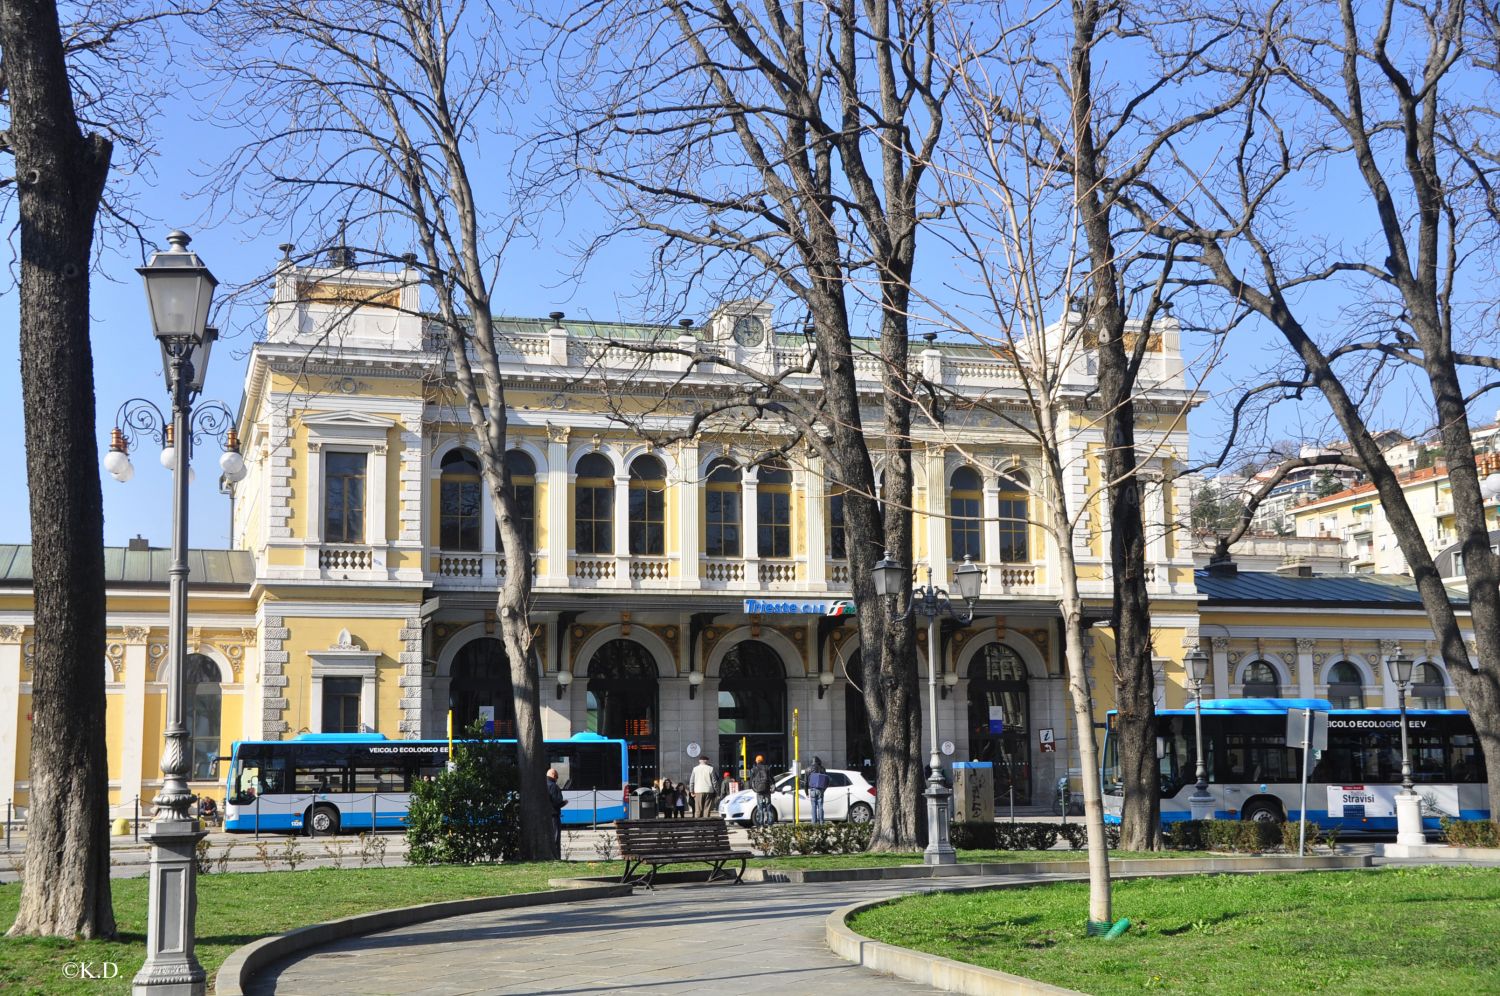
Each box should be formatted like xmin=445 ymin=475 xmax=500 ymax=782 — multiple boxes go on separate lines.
xmin=1241 ymin=799 xmax=1283 ymax=824
xmin=307 ymin=804 xmax=340 ymax=836
xmin=848 ymin=802 xmax=873 ymax=824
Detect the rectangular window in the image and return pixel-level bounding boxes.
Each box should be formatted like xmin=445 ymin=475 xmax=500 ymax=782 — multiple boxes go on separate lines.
xmin=496 ymin=485 xmax=536 ymax=553
xmin=706 ymin=489 xmax=741 ymax=557
xmin=440 ymin=478 xmax=482 ymax=551
xmin=758 ymin=490 xmax=791 ymax=557
xmin=629 ymin=486 xmax=665 ymax=555
xmin=829 ymin=493 xmax=847 ymax=560
xmin=322 ymin=676 xmax=363 ymax=733
xmin=324 ymin=452 xmax=367 ymax=543
xmin=576 ymin=484 xmax=613 ymax=555
xmin=949 ymin=495 xmax=982 ymax=561
xmin=997 ymin=495 xmax=1028 ymax=563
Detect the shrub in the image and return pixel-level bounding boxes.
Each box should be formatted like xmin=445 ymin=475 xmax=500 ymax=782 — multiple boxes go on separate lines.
xmin=949 ymin=822 xmax=998 ymax=849
xmin=1166 ymin=820 xmax=1207 ymax=851
xmin=405 ymin=722 xmax=521 ymax=865
xmin=1441 ymin=817 xmax=1500 ymax=849
xmin=748 ymin=820 xmax=872 ymax=855
xmin=1200 ymin=818 xmax=1278 ymax=853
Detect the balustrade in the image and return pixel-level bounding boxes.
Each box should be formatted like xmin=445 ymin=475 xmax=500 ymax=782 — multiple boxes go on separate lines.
xmin=629 ymin=558 xmax=670 ymax=581
xmin=319 ymin=545 xmax=374 ymax=570
xmin=573 ymin=558 xmax=617 ymax=581
xmin=703 ymin=559 xmax=745 ymax=583
xmin=758 ymin=561 xmax=798 ymax=583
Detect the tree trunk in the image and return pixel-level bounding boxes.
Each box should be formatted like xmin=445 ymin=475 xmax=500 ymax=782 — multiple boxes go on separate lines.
xmin=1 ymin=0 xmax=116 ymax=938
xmin=1070 ymin=0 xmax=1159 ymax=851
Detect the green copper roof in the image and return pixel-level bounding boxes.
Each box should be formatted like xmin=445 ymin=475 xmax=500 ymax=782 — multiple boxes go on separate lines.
xmin=1196 ymin=568 xmax=1467 ymax=609
xmin=0 ymin=544 xmax=254 ymax=589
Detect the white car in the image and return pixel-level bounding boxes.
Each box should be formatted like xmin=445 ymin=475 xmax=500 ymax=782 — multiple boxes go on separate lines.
xmin=718 ymin=769 xmax=876 ymax=825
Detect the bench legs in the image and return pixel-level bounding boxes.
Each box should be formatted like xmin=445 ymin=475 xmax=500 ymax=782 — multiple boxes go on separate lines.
xmin=620 ymin=856 xmax=746 ymax=890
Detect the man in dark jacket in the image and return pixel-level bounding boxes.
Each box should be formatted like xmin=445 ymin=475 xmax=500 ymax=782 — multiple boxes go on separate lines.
xmin=747 ymin=755 xmax=774 ymax=826
xmin=546 ymin=768 xmax=566 ymax=857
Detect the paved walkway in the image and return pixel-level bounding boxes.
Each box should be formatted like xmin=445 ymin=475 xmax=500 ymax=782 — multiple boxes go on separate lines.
xmin=246 ymin=874 xmax=1060 ymax=995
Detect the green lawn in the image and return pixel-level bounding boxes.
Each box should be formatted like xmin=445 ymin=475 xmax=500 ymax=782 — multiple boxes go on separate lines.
xmin=849 ymin=866 xmax=1500 ymax=995
xmin=0 ymin=862 xmax=612 ymax=995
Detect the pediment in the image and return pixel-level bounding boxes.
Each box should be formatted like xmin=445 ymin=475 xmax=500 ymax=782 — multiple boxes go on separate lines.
xmin=301 ymin=411 xmax=399 ymax=430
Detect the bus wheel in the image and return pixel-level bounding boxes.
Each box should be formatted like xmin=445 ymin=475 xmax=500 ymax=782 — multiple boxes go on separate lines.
xmin=307 ymin=804 xmax=340 ymax=836
xmin=1241 ymin=799 xmax=1283 ymax=824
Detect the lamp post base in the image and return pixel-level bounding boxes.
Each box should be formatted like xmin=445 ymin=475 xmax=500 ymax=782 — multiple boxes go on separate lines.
xmin=132 ymin=818 xmax=207 ymax=996
xmin=923 ymin=776 xmax=956 ymax=866
xmin=1395 ymin=791 xmax=1426 ymax=847
xmin=1188 ymin=793 xmax=1216 ymax=822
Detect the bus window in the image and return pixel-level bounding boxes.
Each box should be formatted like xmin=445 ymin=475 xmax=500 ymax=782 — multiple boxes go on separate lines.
xmin=352 ymin=764 xmax=408 ymax=793
xmin=1101 ymin=729 xmax=1121 ymax=794
xmin=1449 ymin=734 xmax=1483 ymax=783
xmin=230 ymin=750 xmax=289 ymax=802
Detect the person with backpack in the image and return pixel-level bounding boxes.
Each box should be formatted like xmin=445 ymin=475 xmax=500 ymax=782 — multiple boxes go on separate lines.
xmin=747 ymin=755 xmax=775 ymax=826
xmin=807 ymin=757 xmax=830 ymax=824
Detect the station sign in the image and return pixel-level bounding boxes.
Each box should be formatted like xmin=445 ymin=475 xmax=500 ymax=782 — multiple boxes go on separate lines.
xmin=743 ymin=598 xmax=856 ymax=616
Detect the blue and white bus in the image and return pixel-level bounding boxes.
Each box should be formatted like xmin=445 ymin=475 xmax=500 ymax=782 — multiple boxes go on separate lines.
xmin=1102 ymin=698 xmax=1490 ymax=832
xmin=223 ymin=731 xmax=629 ymax=834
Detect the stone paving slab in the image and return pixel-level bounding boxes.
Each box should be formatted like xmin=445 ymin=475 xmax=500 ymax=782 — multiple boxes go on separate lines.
xmin=244 ymin=877 xmax=1041 ymax=995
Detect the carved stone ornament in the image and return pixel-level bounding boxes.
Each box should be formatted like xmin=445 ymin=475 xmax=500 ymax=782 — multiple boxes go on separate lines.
xmin=148 ymin=642 xmax=168 ymax=678
xmin=331 ymin=628 xmax=358 ymax=650
xmin=226 ymin=644 xmax=245 ymax=681
xmin=240 ymin=627 xmax=259 ymax=647
xmin=1210 ymin=637 xmax=1230 ymax=652
xmin=1313 ymin=653 xmax=1326 ymax=666
xmin=1226 ymin=651 xmax=1242 ymax=666
xmin=123 ymin=626 xmax=151 ymax=644
xmin=0 ymin=625 xmax=21 ymax=645
xmin=1295 ymin=638 xmax=1316 ymax=653
xmin=106 ymin=643 xmax=125 ymax=681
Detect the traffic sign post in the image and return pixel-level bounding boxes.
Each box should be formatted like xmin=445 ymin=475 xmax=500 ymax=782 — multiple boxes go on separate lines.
xmin=1287 ymin=707 xmax=1329 ymax=856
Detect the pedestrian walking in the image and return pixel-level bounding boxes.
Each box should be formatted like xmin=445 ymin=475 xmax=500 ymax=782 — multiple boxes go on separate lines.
xmin=807 ymin=757 xmax=829 ymax=824
xmin=659 ymin=778 xmax=678 ymax=818
xmin=748 ymin=755 xmax=774 ymax=826
xmin=546 ymin=767 xmax=566 ymax=856
xmin=690 ymin=755 xmax=717 ymax=817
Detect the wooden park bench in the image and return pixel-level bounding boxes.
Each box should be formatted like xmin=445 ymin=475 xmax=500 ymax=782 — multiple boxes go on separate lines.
xmin=613 ymin=818 xmax=751 ymax=889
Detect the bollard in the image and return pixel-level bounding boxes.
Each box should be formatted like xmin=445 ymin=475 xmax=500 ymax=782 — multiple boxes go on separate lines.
xmin=5 ymin=799 xmax=10 ymax=850
xmin=592 ymin=788 xmax=598 ymax=828
xmin=371 ymin=791 xmax=377 ymax=835
xmin=1009 ymin=785 xmax=1015 ymax=824
xmin=134 ymin=795 xmax=140 ymax=841
xmin=255 ymin=793 xmax=261 ymax=839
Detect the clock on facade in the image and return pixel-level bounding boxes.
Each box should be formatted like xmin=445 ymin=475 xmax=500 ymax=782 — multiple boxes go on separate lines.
xmin=732 ymin=314 xmax=766 ymax=347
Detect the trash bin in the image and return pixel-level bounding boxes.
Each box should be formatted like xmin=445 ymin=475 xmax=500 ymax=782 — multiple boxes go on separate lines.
xmin=636 ymin=788 xmax=658 ymax=821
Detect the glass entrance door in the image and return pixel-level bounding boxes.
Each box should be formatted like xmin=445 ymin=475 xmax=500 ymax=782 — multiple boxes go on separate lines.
xmin=967 ymin=644 xmax=1032 ymax=805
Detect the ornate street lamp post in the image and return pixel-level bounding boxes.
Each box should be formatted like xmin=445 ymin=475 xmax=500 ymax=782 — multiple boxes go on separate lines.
xmin=1183 ymin=647 xmax=1215 ymax=821
xmin=106 ymin=232 xmax=243 ymax=996
xmin=1387 ymin=645 xmax=1426 ymax=847
xmin=872 ymin=553 xmax=985 ymax=865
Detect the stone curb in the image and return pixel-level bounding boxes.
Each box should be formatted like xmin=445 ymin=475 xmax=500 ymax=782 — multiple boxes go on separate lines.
xmin=214 ymin=880 xmax=632 ymax=996
xmin=825 ymin=856 xmax=1374 ymax=995
xmin=1382 ymin=842 xmax=1500 ymax=861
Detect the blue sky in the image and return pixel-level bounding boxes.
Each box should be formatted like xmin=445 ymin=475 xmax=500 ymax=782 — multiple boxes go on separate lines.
xmin=0 ymin=5 xmax=1478 ymax=548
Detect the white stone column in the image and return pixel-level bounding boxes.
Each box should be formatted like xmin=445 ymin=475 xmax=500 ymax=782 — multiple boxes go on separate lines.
xmin=119 ymin=628 xmax=151 ymax=816
xmin=679 ymin=443 xmax=701 ymax=585
xmin=743 ymin=473 xmax=760 ymax=569
xmin=982 ymin=477 xmax=1002 ymax=588
xmin=613 ymin=474 xmax=630 ymax=563
xmin=1211 ymin=638 xmax=1230 ymax=698
xmin=1296 ymin=639 xmax=1316 ymax=698
xmin=0 ymin=627 xmax=23 ymax=813
xmin=544 ymin=429 xmax=570 ymax=583
xmin=805 ymin=459 xmax=827 ymax=586
xmin=925 ymin=447 xmax=948 ymax=582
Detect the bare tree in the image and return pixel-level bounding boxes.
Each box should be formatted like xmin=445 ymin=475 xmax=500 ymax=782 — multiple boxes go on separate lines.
xmin=206 ymin=0 xmax=558 ymax=858
xmin=544 ymin=0 xmax=959 ymax=849
xmin=1132 ymin=0 xmax=1500 ymax=824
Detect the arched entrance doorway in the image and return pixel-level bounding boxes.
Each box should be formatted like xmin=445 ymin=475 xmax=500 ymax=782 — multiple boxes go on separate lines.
xmin=843 ymin=652 xmax=874 ymax=779
xmin=716 ymin=641 xmax=787 ymax=775
xmin=449 ymin=638 xmax=516 ymax=737
xmin=586 ymin=640 xmax=659 ymax=785
xmin=967 ymin=644 xmax=1031 ymax=805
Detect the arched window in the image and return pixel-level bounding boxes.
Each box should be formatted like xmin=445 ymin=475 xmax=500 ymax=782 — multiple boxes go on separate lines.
xmin=185 ymin=654 xmax=221 ymax=780
xmin=757 ymin=461 xmax=793 ymax=557
xmin=950 ymin=466 xmax=983 ymax=562
xmin=705 ymin=459 xmax=742 ymax=557
xmin=717 ymin=641 xmax=788 ymax=770
xmin=586 ymin=640 xmax=659 ymax=784
xmin=967 ymin=644 xmax=1030 ymax=804
xmin=1327 ymin=661 xmax=1364 ymax=708
xmin=439 ymin=449 xmax=483 ymax=551
xmin=628 ymin=455 xmax=667 ymax=555
xmin=450 ymin=638 xmax=517 ymax=737
xmin=501 ymin=450 xmax=536 ymax=552
xmin=998 ymin=470 xmax=1029 ymax=563
xmin=1413 ymin=662 xmax=1446 ymax=709
xmin=575 ymin=453 xmax=614 ymax=555
xmin=1242 ymin=660 xmax=1281 ymax=698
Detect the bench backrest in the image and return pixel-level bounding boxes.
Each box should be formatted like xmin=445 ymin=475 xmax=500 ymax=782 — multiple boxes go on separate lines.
xmin=615 ymin=818 xmax=733 ymax=855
